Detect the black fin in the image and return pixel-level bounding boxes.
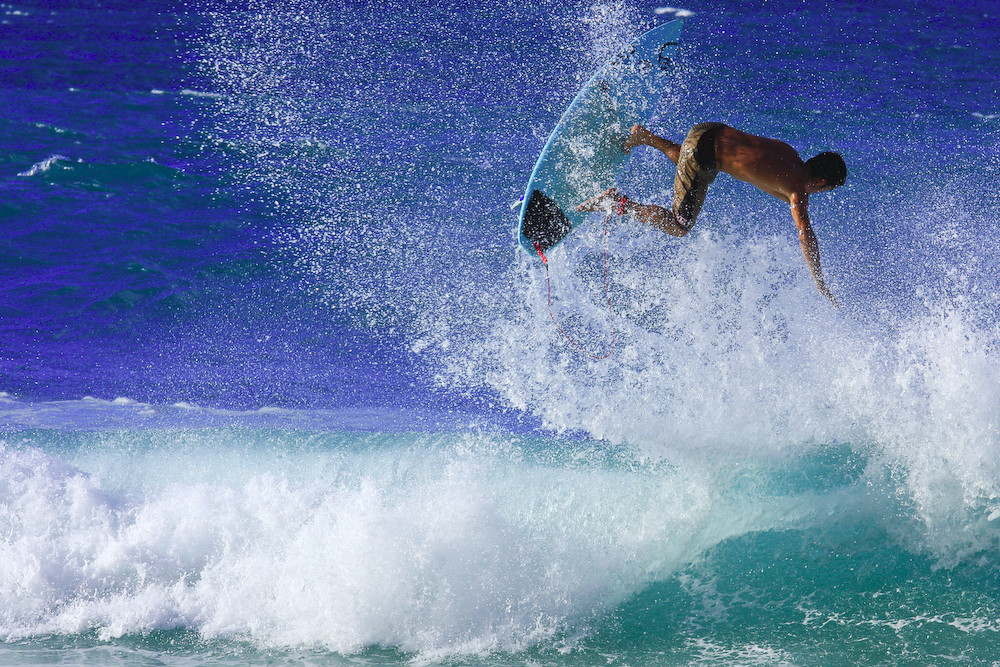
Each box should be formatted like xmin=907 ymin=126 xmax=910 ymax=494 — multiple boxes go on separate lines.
xmin=522 ymin=189 xmax=571 ymax=254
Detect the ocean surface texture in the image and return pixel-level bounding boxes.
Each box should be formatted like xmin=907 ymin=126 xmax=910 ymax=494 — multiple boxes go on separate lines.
xmin=3 ymin=0 xmax=1000 ymax=664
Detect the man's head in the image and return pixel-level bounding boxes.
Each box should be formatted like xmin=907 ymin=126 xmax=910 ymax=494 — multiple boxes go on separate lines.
xmin=806 ymin=152 xmax=847 ymax=189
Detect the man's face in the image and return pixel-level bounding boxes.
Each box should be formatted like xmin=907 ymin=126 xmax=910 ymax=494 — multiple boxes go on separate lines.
xmin=808 ymin=179 xmax=835 ymax=193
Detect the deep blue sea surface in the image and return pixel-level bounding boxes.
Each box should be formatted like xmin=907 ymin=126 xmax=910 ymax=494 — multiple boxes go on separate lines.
xmin=2 ymin=0 xmax=1000 ymax=664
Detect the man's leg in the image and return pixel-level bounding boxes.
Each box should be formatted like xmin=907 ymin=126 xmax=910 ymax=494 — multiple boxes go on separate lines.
xmin=624 ymin=124 xmax=681 ymax=164
xmin=576 ymin=187 xmax=690 ymax=237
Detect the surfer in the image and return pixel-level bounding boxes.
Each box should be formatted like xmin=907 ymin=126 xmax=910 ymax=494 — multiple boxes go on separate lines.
xmin=576 ymin=123 xmax=847 ymax=306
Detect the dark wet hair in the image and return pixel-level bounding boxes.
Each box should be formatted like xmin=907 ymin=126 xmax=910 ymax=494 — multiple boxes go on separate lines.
xmin=806 ymin=151 xmax=847 ymax=188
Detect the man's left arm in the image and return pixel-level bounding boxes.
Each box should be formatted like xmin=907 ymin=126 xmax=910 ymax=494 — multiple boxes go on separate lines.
xmin=790 ymin=192 xmax=839 ymax=307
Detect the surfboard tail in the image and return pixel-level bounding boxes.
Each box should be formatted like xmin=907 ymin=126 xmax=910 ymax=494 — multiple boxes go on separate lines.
xmin=521 ymin=189 xmax=572 ymax=254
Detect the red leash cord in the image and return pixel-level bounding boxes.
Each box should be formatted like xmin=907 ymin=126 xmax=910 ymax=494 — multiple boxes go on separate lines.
xmin=532 ymin=213 xmax=616 ymax=360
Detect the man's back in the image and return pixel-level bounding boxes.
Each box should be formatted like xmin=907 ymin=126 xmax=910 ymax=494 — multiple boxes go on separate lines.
xmin=713 ymin=126 xmax=813 ymax=202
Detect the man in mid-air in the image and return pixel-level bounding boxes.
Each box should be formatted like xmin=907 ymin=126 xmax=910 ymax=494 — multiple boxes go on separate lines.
xmin=577 ymin=123 xmax=847 ymax=306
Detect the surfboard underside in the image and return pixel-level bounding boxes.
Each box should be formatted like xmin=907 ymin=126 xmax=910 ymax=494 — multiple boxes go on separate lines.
xmin=516 ymin=19 xmax=683 ymax=256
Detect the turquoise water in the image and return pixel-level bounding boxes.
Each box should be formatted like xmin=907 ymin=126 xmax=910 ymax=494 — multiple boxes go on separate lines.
xmin=3 ymin=0 xmax=1000 ymax=664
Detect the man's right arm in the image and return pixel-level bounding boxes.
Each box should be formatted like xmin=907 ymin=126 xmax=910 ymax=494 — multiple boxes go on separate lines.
xmin=789 ymin=192 xmax=839 ymax=307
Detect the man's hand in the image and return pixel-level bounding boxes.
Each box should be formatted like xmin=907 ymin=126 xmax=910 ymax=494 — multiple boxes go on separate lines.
xmin=817 ymin=281 xmax=840 ymax=308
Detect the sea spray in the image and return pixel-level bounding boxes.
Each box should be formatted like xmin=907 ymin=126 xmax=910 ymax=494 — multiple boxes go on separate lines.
xmin=0 ymin=424 xmax=867 ymax=656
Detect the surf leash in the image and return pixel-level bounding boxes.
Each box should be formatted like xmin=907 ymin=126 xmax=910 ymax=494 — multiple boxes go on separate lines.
xmin=532 ymin=213 xmax=616 ymax=360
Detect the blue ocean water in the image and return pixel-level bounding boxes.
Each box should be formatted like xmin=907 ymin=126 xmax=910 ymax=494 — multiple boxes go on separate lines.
xmin=2 ymin=0 xmax=1000 ymax=664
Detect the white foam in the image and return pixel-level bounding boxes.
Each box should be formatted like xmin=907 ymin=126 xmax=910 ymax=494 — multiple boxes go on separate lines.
xmin=180 ymin=89 xmax=224 ymax=99
xmin=0 ymin=394 xmax=481 ymax=433
xmin=16 ymin=154 xmax=75 ymax=177
xmin=32 ymin=122 xmax=69 ymax=134
xmin=654 ymin=6 xmax=694 ymax=17
xmin=0 ymin=433 xmax=818 ymax=655
xmin=441 ymin=229 xmax=860 ymax=451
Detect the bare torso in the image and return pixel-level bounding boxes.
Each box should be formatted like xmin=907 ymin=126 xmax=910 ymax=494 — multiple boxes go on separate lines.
xmin=712 ymin=126 xmax=811 ymax=203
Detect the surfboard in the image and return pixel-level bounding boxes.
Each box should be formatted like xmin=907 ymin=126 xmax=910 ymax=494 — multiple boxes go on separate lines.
xmin=517 ymin=19 xmax=683 ymax=255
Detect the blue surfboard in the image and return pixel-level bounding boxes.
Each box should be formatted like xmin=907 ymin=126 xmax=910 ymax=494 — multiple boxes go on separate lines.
xmin=517 ymin=19 xmax=683 ymax=255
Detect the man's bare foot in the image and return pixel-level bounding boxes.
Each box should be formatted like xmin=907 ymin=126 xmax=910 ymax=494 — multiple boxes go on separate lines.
xmin=576 ymin=187 xmax=620 ymax=212
xmin=623 ymin=124 xmax=652 ymax=154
